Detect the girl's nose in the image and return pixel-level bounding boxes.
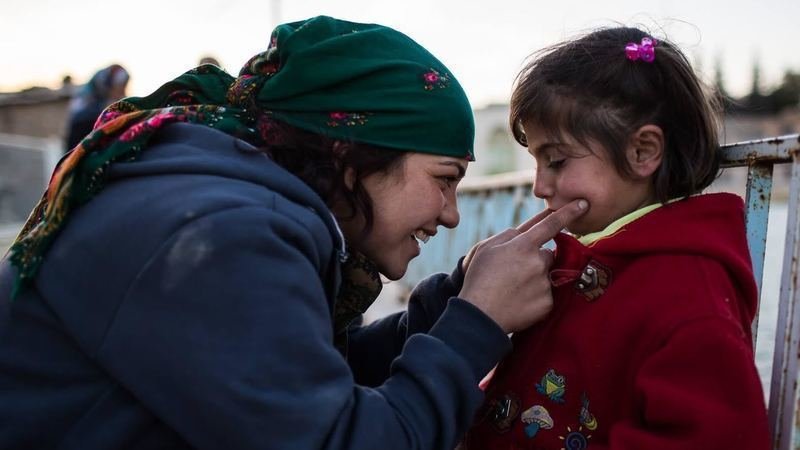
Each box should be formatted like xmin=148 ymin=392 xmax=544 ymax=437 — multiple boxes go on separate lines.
xmin=532 ymin=170 xmax=552 ymax=199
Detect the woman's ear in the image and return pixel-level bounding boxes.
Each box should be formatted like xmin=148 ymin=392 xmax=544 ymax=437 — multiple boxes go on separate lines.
xmin=332 ymin=140 xmax=357 ymax=190
xmin=344 ymin=167 xmax=357 ymax=191
xmin=626 ymin=124 xmax=664 ymax=179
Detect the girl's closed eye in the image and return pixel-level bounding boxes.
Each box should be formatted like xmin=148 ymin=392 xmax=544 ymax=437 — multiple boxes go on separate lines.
xmin=547 ymin=158 xmax=566 ymax=170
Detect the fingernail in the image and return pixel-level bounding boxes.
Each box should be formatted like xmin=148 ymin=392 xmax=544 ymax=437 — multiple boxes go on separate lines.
xmin=577 ymin=199 xmax=588 ymax=210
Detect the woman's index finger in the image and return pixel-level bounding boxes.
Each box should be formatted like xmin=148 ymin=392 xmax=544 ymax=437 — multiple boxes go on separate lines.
xmin=515 ymin=208 xmax=554 ymax=233
xmin=515 ymin=199 xmax=588 ymax=247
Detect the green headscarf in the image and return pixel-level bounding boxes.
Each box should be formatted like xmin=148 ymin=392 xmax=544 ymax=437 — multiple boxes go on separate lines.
xmin=8 ymin=15 xmax=475 ymax=298
xmin=251 ymin=16 xmax=475 ymax=156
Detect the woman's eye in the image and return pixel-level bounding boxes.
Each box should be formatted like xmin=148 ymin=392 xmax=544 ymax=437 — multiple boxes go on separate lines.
xmin=547 ymin=159 xmax=566 ymax=170
xmin=438 ymin=176 xmax=458 ymax=188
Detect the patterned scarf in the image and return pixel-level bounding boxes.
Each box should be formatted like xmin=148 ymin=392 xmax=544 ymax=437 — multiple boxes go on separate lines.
xmin=9 ymin=64 xmax=260 ymax=297
xmin=8 ymin=16 xmax=474 ymax=332
xmin=334 ymin=251 xmax=383 ymax=350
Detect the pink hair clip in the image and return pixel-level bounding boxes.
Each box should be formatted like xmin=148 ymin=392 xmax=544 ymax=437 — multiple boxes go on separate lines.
xmin=625 ymin=37 xmax=656 ymax=63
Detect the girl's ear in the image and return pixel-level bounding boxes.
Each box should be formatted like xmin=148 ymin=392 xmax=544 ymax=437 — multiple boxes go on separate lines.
xmin=626 ymin=124 xmax=664 ymax=179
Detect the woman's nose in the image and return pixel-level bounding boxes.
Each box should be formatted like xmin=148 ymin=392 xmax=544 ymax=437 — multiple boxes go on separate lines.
xmin=439 ymin=192 xmax=460 ymax=229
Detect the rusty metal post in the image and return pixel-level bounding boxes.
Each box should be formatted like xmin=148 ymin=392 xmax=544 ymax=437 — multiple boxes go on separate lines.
xmin=768 ymin=147 xmax=800 ymax=450
xmin=744 ymin=163 xmax=774 ymax=346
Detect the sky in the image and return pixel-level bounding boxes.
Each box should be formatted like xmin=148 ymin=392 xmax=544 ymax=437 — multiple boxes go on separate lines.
xmin=1 ymin=0 xmax=799 ymax=109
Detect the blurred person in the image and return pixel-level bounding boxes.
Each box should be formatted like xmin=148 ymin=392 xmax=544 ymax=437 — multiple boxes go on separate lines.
xmin=198 ymin=55 xmax=221 ymax=67
xmin=64 ymin=64 xmax=129 ymax=151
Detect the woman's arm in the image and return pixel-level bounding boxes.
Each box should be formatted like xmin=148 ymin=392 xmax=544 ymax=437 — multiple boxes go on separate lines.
xmin=96 ymin=205 xmax=509 ymax=450
xmin=346 ymin=259 xmax=466 ymax=387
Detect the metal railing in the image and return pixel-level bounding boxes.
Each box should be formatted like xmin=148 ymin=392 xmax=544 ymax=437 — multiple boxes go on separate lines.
xmin=744 ymin=135 xmax=800 ymax=449
xmin=402 ymin=134 xmax=800 ymax=449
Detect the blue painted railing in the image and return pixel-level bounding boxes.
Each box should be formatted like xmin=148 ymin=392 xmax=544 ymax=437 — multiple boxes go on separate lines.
xmin=403 ymin=134 xmax=800 ymax=450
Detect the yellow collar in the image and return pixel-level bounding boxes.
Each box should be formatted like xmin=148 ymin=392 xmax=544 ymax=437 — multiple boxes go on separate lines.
xmin=576 ymin=202 xmax=665 ymax=246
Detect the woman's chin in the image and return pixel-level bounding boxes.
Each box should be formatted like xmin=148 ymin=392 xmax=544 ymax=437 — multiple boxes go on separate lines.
xmin=379 ymin=265 xmax=408 ymax=281
xmin=375 ymin=257 xmax=411 ymax=281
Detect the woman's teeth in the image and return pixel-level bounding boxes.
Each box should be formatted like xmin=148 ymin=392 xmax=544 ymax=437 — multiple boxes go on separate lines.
xmin=413 ymin=230 xmax=431 ymax=244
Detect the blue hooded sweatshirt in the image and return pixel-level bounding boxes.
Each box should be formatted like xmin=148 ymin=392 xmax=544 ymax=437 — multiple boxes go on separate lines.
xmin=0 ymin=123 xmax=510 ymax=449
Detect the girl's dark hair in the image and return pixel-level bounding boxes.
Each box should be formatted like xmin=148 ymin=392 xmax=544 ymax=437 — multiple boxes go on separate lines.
xmin=255 ymin=118 xmax=406 ymax=234
xmin=510 ymin=27 xmax=722 ymax=202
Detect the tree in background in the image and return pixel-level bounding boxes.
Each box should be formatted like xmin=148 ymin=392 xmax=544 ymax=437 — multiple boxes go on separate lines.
xmin=715 ymin=57 xmax=800 ymax=114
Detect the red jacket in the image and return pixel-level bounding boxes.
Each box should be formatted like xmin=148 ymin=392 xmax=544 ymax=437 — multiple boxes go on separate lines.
xmin=465 ymin=193 xmax=769 ymax=449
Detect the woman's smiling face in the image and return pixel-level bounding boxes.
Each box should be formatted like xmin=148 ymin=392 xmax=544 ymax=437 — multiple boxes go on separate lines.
xmin=338 ymin=152 xmax=467 ymax=280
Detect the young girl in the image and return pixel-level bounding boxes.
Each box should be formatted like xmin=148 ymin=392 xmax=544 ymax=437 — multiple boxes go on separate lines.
xmin=463 ymin=27 xmax=770 ymax=449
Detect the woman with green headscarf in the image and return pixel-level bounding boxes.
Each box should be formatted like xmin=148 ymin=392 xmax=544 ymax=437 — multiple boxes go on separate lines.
xmin=0 ymin=16 xmax=585 ymax=449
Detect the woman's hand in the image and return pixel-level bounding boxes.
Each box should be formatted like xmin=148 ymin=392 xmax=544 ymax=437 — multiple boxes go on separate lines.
xmin=458 ymin=199 xmax=587 ymax=333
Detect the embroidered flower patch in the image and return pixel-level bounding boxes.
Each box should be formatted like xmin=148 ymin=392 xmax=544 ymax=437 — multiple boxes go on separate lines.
xmin=422 ymin=68 xmax=450 ymax=90
xmin=327 ymin=111 xmax=369 ymax=127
